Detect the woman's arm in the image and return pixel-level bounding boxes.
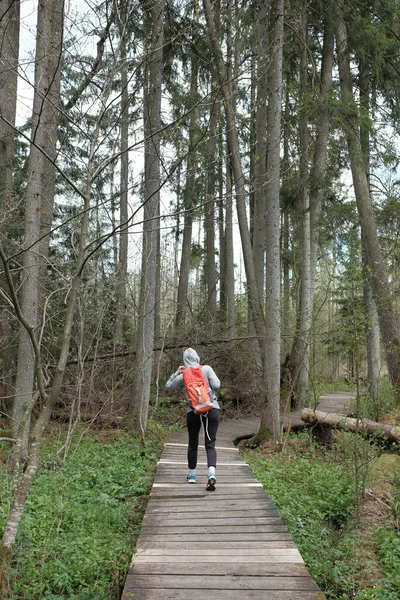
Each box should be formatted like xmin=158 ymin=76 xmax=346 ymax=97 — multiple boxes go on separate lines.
xmin=165 ymin=368 xmax=184 ymax=392
xmin=203 ymin=366 xmax=220 ymax=390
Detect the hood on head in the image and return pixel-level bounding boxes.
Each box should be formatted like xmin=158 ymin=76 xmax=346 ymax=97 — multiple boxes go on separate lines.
xmin=183 ymin=348 xmax=200 ymax=368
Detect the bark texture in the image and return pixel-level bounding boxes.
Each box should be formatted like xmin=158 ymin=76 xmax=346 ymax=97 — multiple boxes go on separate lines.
xmin=225 ymin=158 xmax=237 ymax=338
xmin=252 ymin=0 xmax=270 ymax=295
xmin=204 ymin=90 xmax=218 ymax=325
xmin=295 ymin=3 xmax=311 ymax=409
xmin=115 ymin=6 xmax=130 ymax=342
xmin=260 ymin=0 xmax=284 ymax=440
xmin=301 ymin=408 xmax=400 ymax=443
xmin=132 ymin=0 xmax=164 ymax=435
xmin=12 ymin=0 xmax=64 ymax=461
xmin=175 ymin=58 xmax=198 ymax=331
xmin=358 ymin=56 xmax=381 ymax=407
xmin=336 ymin=0 xmax=400 ymax=403
xmin=0 ymin=0 xmax=20 ymax=226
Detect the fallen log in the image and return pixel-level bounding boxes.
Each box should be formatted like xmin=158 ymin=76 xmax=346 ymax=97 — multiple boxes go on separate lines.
xmin=301 ymin=408 xmax=400 ymax=443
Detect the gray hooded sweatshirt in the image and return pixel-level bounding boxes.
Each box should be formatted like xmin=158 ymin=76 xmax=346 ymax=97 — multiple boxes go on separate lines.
xmin=165 ymin=348 xmax=220 ymax=411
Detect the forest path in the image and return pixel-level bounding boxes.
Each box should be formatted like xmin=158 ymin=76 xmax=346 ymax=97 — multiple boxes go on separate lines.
xmin=120 ymin=391 xmax=355 ymax=599
xmin=283 ymin=389 xmax=356 ymax=430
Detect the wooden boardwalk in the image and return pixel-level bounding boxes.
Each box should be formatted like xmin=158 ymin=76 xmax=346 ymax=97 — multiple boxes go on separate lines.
xmin=122 ymin=393 xmax=355 ymax=599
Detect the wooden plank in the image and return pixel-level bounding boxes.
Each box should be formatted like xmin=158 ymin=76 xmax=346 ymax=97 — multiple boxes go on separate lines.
xmin=165 ymin=443 xmax=240 ymax=451
xmin=140 ymin=516 xmax=284 ymax=527
xmin=149 ymin=488 xmax=267 ymax=497
xmin=161 ymin=452 xmax=244 ymax=459
xmin=144 ymin=509 xmax=280 ymax=519
xmin=155 ymin=466 xmax=253 ymax=473
xmin=155 ymin=470 xmax=256 ymax=476
xmin=145 ymin=499 xmax=275 ymax=511
xmin=127 ymin=575 xmax=319 ymax=590
xmin=145 ymin=506 xmax=277 ymax=516
xmin=154 ymin=476 xmax=258 ymax=483
xmin=127 ymin=562 xmax=311 ymax=576
xmin=145 ymin=500 xmax=275 ymax=509
xmin=144 ymin=503 xmax=275 ymax=512
xmin=138 ymin=533 xmax=293 ymax=543
xmin=132 ymin=555 xmax=304 ymax=564
xmin=136 ymin=540 xmax=297 ymax=549
xmin=143 ymin=508 xmax=279 ymax=520
xmin=122 ymin=591 xmax=325 ymax=600
xmin=158 ymin=461 xmax=248 ymax=465
xmin=139 ymin=525 xmax=289 ymax=535
xmin=148 ymin=491 xmax=269 ymax=501
xmin=150 ymin=485 xmax=266 ymax=494
xmin=152 ymin=482 xmax=263 ymax=488
xmin=134 ymin=548 xmax=302 ymax=557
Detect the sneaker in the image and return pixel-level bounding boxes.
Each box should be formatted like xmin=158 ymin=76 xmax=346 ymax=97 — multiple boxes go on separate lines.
xmin=206 ymin=475 xmax=216 ymax=491
xmin=187 ymin=474 xmax=196 ymax=484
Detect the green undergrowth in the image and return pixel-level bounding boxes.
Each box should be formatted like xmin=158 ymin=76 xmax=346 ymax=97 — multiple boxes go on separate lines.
xmin=244 ymin=432 xmax=400 ymax=600
xmin=0 ymin=422 xmax=171 ymax=600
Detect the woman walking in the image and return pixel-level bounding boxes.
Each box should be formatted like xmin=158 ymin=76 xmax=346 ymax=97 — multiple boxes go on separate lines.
xmin=165 ymin=348 xmax=220 ymax=491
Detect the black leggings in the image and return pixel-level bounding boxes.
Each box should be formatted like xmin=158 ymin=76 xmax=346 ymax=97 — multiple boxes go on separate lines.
xmin=187 ymin=408 xmax=220 ymax=469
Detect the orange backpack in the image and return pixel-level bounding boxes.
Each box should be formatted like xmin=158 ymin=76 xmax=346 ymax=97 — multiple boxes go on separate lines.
xmin=182 ymin=366 xmax=213 ymax=414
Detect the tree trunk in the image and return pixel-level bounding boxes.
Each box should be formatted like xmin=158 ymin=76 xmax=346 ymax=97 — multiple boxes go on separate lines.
xmin=225 ymin=156 xmax=237 ymax=337
xmin=173 ymin=164 xmax=182 ymax=308
xmin=115 ymin=5 xmax=130 ymax=343
xmin=252 ymin=0 xmax=270 ymax=295
xmin=260 ymin=0 xmax=284 ymax=440
xmin=0 ymin=0 xmax=20 ymax=226
xmin=218 ymin=139 xmax=227 ymax=320
xmin=309 ymin=12 xmax=334 ymax=302
xmin=11 ymin=0 xmax=64 ymax=466
xmin=281 ymin=78 xmax=291 ymax=356
xmin=204 ymin=86 xmax=218 ymax=325
xmin=249 ymin=51 xmax=256 ymax=249
xmin=131 ymin=0 xmax=164 ymax=436
xmin=358 ymin=56 xmax=381 ymax=411
xmin=307 ymin=11 xmax=334 ymax=385
xmin=335 ymin=0 xmax=400 ymax=404
xmin=363 ymin=267 xmax=381 ymax=408
xmin=0 ymin=0 xmax=20 ymax=425
xmin=175 ymin=58 xmax=198 ymax=332
xmin=294 ymin=3 xmax=312 ymax=410
xmin=301 ymin=408 xmax=400 ymax=443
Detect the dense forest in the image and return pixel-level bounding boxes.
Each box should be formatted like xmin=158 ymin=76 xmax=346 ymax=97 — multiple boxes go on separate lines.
xmin=1 ymin=0 xmax=400 ymax=596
